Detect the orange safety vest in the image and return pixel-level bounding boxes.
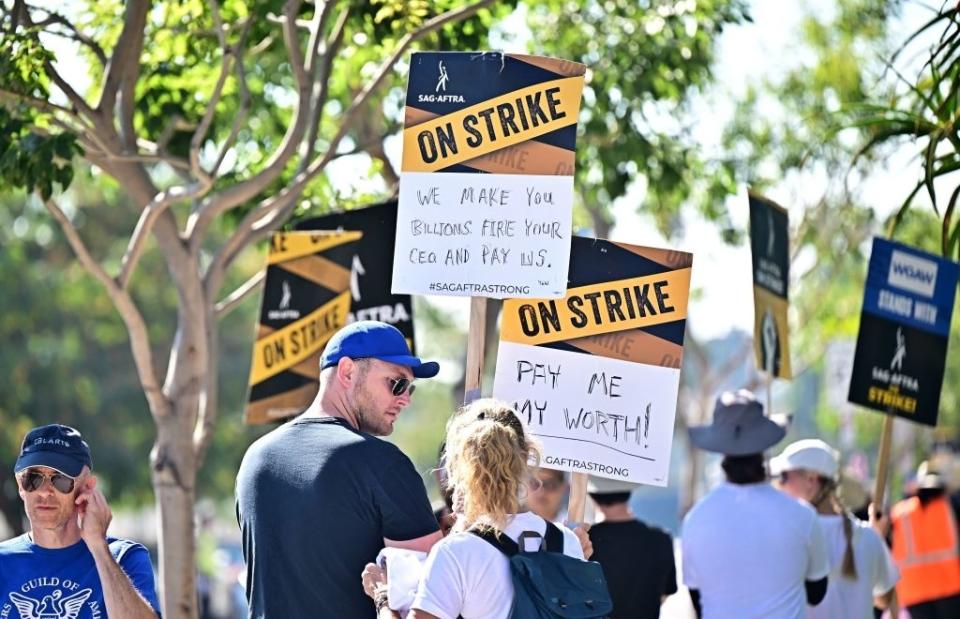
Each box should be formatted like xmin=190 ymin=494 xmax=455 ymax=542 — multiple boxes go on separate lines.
xmin=891 ymin=495 xmax=960 ymax=607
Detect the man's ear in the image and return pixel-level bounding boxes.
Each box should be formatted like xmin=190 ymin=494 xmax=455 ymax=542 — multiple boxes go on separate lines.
xmin=336 ymin=357 xmax=356 ymax=387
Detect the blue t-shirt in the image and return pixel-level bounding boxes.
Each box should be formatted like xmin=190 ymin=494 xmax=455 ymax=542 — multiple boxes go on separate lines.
xmin=236 ymin=416 xmax=440 ymax=619
xmin=0 ymin=534 xmax=161 ymax=618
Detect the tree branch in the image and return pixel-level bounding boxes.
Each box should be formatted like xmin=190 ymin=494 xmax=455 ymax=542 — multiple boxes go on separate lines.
xmin=193 ymin=305 xmax=219 ymax=465
xmin=189 ymin=0 xmax=231 ymax=186
xmin=98 ymin=0 xmax=150 ymax=148
xmin=42 ymin=197 xmax=169 ymax=419
xmin=214 ymin=269 xmax=265 ymax=318
xmin=182 ymin=0 xmax=322 ymax=250
xmin=210 ymin=22 xmax=253 ymax=178
xmin=205 ymin=0 xmax=497 ymax=297
xmin=30 ymin=6 xmax=108 ymax=65
xmin=300 ymin=6 xmax=349 ymax=170
xmin=118 ymin=183 xmax=207 ymax=289
xmin=0 ymin=88 xmax=88 ymax=130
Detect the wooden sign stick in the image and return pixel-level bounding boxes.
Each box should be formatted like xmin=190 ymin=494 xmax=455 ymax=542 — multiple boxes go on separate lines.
xmin=463 ymin=297 xmax=487 ymax=404
xmin=568 ymin=472 xmax=589 ymax=524
xmin=872 ymin=413 xmax=895 ymax=511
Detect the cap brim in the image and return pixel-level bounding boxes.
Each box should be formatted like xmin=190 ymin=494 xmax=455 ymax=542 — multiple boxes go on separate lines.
xmin=688 ymin=418 xmax=786 ymax=456
xmin=377 ymin=355 xmax=440 ymax=378
xmin=14 ymin=451 xmax=85 ymax=477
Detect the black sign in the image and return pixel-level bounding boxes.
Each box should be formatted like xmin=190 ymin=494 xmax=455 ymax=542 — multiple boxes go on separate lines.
xmin=749 ymin=194 xmax=791 ymax=377
xmin=296 ymin=201 xmax=416 ymax=348
xmin=848 ymin=238 xmax=959 ymax=426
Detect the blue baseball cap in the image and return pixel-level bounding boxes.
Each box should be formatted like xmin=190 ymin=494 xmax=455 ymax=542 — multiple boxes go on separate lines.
xmin=14 ymin=424 xmax=92 ymax=477
xmin=320 ymin=321 xmax=439 ymax=378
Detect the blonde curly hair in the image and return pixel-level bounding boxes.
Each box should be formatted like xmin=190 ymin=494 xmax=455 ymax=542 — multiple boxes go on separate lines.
xmin=443 ymin=398 xmax=541 ymax=530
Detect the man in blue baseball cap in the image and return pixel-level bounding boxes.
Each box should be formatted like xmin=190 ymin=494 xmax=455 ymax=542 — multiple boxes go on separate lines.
xmin=1 ymin=424 xmax=160 ymax=617
xmin=237 ymin=321 xmax=443 ymax=618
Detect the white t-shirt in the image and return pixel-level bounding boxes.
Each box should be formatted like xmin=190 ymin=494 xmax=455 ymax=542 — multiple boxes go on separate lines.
xmin=807 ymin=514 xmax=899 ymax=619
xmin=682 ymin=482 xmax=830 ymax=619
xmin=412 ymin=511 xmax=585 ymax=619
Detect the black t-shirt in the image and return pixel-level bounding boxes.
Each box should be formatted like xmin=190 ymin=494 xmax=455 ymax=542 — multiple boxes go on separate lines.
xmin=589 ymin=519 xmax=677 ymax=619
xmin=235 ymin=416 xmax=439 ymax=618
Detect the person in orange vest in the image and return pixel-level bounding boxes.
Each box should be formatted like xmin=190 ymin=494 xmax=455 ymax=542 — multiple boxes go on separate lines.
xmin=889 ymin=462 xmax=960 ymax=619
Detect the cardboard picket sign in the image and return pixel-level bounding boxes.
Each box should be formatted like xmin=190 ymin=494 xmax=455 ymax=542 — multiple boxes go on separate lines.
xmin=392 ymin=52 xmax=586 ymax=299
xmin=848 ymin=237 xmax=959 ymax=426
xmin=749 ymin=193 xmax=792 ymax=378
xmin=244 ymin=231 xmax=358 ymax=424
xmin=296 ymin=201 xmax=416 ymax=347
xmin=492 ymin=237 xmax=693 ymax=485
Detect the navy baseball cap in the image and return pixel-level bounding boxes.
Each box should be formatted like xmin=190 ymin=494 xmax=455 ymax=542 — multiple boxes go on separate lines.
xmin=14 ymin=424 xmax=92 ymax=477
xmin=320 ymin=321 xmax=439 ymax=378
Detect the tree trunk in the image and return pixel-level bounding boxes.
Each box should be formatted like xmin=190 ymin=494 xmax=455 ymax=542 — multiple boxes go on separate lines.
xmin=152 ymin=413 xmax=199 ymax=619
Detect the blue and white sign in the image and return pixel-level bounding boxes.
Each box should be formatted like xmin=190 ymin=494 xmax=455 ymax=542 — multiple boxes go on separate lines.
xmin=848 ymin=238 xmax=959 ymax=426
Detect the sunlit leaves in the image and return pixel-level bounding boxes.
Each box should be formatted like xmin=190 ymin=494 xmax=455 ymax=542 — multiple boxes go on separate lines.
xmin=0 ymin=109 xmax=80 ymax=199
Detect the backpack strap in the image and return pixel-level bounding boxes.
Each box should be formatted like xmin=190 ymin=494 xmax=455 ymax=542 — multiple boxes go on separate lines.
xmin=469 ymin=527 xmax=519 ymax=556
xmin=543 ymin=520 xmax=565 ymax=553
xmin=469 ymin=521 xmax=565 ymax=555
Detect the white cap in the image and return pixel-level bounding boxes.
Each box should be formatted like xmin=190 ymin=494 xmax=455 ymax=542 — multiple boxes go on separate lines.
xmin=770 ymin=439 xmax=839 ymax=480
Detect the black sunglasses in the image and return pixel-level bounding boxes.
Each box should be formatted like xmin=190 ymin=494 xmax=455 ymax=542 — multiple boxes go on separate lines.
xmin=389 ymin=377 xmax=416 ymax=397
xmin=18 ymin=469 xmax=77 ymax=494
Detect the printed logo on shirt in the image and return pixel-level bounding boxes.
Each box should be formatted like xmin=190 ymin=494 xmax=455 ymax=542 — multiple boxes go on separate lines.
xmin=2 ymin=581 xmax=99 ymax=619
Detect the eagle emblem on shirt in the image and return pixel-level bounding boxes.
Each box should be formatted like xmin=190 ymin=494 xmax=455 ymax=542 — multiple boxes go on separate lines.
xmin=8 ymin=588 xmax=92 ymax=619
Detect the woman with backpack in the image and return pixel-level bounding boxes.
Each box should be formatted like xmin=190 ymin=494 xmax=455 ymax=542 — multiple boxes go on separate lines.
xmin=362 ymin=398 xmax=609 ymax=618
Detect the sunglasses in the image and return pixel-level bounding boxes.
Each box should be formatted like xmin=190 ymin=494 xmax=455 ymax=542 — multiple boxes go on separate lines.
xmin=389 ymin=377 xmax=416 ymax=397
xmin=540 ymin=478 xmax=564 ymax=492
xmin=18 ymin=469 xmax=77 ymax=494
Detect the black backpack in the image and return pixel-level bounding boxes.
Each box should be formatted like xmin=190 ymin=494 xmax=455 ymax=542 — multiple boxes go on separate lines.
xmin=470 ymin=521 xmax=613 ymax=618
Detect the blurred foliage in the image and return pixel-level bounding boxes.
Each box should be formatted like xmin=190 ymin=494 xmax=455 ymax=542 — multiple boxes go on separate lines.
xmin=525 ymin=0 xmax=750 ymax=238
xmin=844 ymin=7 xmax=960 ymax=258
xmin=0 ymin=178 xmax=269 ymax=533
xmin=725 ymin=0 xmax=960 ymax=472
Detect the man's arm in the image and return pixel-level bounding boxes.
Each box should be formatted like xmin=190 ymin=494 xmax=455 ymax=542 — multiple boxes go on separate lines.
xmin=77 ymin=483 xmax=158 ymax=618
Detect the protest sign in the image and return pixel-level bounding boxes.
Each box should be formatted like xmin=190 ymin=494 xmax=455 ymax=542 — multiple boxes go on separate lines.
xmin=492 ymin=237 xmax=693 ymax=485
xmin=749 ymin=193 xmax=791 ymax=378
xmin=245 ymin=231 xmax=357 ymax=424
xmin=848 ymin=237 xmax=959 ymax=426
xmin=392 ymin=52 xmax=586 ymax=299
xmin=296 ymin=201 xmax=415 ymax=346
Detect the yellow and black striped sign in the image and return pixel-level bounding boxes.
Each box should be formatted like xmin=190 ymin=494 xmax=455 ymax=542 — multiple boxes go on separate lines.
xmin=244 ymin=231 xmax=360 ymax=424
xmin=401 ymin=52 xmax=586 ymax=177
xmin=499 ymin=239 xmax=693 ymax=368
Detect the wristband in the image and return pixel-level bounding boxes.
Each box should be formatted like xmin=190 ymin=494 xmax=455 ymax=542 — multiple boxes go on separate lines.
xmin=374 ymin=590 xmax=390 ymax=612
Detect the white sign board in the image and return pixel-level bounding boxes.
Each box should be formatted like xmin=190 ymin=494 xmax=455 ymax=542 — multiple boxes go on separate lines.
xmin=391 ymin=172 xmax=573 ymax=298
xmin=493 ymin=341 xmax=680 ymax=485
xmin=393 ymin=51 xmax=586 ymax=299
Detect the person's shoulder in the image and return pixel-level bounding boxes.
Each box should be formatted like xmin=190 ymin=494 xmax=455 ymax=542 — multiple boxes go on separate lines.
xmin=684 ymin=485 xmax=725 ymax=523
xmin=637 ymin=519 xmax=674 ymax=544
xmin=765 ymin=485 xmax=817 ymax=517
xmin=851 ymin=518 xmax=886 ymax=549
xmin=106 ymin=537 xmax=152 ymax=563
